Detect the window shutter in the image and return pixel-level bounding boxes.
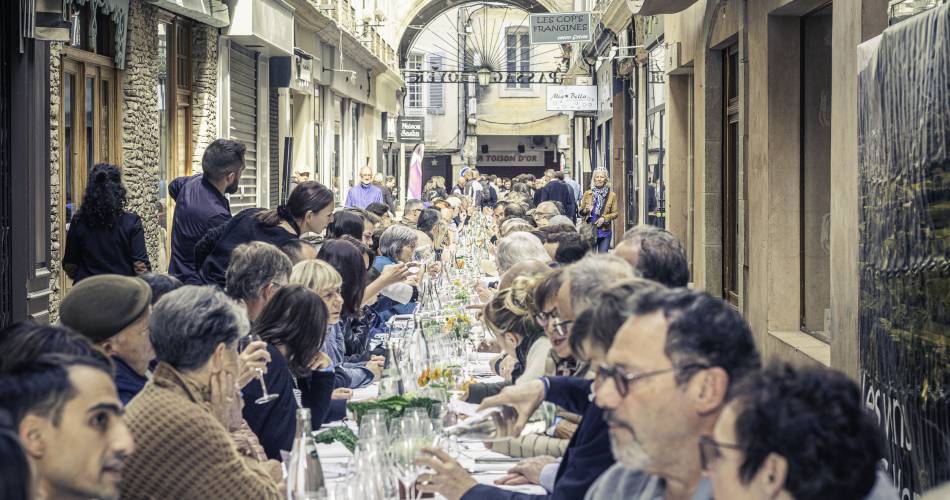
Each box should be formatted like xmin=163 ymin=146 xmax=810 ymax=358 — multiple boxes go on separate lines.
xmin=427 ymin=54 xmax=444 ymax=115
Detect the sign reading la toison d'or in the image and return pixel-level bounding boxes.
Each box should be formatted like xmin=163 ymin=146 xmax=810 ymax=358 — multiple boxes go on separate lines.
xmin=529 ymin=12 xmax=592 ymax=44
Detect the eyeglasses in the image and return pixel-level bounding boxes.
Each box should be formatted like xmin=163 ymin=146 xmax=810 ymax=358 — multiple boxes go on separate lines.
xmin=551 ymin=318 xmax=573 ymax=338
xmin=535 ymin=308 xmax=557 ymax=327
xmin=595 ymin=363 xmax=708 ymax=398
xmin=698 ymin=435 xmax=745 ymax=471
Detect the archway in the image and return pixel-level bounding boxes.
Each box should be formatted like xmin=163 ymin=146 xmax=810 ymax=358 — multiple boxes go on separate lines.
xmin=396 ymin=0 xmax=562 ymax=67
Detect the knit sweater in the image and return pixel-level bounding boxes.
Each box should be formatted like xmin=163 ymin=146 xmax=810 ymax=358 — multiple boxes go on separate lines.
xmin=120 ymin=362 xmax=281 ymax=500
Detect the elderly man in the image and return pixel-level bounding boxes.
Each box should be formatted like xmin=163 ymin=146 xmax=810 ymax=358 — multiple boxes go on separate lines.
xmin=414 ymin=255 xmax=633 ymax=500
xmin=0 ymin=348 xmax=134 ymax=500
xmin=532 ymin=201 xmax=561 ymax=227
xmin=120 ymin=286 xmax=282 ymax=499
xmin=588 ymin=287 xmax=761 ymax=499
xmin=613 ymin=225 xmax=690 ymax=288
xmin=59 ymin=274 xmax=153 ymax=405
xmin=496 ymin=232 xmax=551 ymax=274
xmin=345 ymin=166 xmax=384 ymax=208
xmin=225 ymin=241 xmax=293 ymax=322
xmin=169 ymin=139 xmax=246 ymax=284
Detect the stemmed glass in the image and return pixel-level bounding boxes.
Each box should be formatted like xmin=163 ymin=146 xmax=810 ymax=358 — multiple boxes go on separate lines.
xmin=239 ymin=333 xmax=279 ymax=404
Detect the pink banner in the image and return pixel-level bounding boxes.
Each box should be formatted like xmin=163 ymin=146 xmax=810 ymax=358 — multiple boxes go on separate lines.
xmin=408 ymin=143 xmax=425 ymax=200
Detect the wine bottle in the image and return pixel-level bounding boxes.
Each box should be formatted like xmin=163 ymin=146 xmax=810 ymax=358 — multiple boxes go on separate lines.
xmin=286 ymin=408 xmax=326 ymax=499
xmin=441 ymin=406 xmax=518 ymax=441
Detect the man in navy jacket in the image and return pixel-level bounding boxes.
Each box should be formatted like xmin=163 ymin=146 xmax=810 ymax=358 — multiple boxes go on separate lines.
xmin=538 ymin=170 xmax=577 ymax=220
xmin=168 ymin=139 xmax=245 ymax=284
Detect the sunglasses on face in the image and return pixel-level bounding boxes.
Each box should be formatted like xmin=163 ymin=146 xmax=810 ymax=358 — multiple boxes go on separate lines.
xmin=595 ymin=363 xmax=708 ymax=398
xmin=698 ymin=435 xmax=745 ymax=471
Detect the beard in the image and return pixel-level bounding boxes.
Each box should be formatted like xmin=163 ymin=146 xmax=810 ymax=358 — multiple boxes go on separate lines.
xmin=225 ymin=176 xmax=241 ymax=194
xmin=606 ymin=411 xmax=652 ymax=470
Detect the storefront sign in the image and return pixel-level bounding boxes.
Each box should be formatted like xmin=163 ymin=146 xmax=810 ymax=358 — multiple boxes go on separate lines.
xmin=546 ymin=85 xmax=597 ymax=111
xmin=596 ymin=61 xmax=614 ymax=124
xmin=476 ymin=151 xmax=545 ymax=167
xmin=402 ymin=70 xmax=565 ymax=85
xmin=529 ymin=13 xmax=592 ymax=44
xmin=397 ymin=116 xmax=425 ymax=143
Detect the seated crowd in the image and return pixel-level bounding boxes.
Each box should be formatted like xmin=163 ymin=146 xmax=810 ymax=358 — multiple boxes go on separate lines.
xmin=0 ymin=140 xmax=900 ymax=500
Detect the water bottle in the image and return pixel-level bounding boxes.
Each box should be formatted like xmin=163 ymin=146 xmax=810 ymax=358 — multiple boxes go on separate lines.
xmin=286 ymin=408 xmax=326 ymax=499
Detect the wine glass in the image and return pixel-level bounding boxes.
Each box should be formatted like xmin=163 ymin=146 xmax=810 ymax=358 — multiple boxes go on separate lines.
xmin=239 ymin=333 xmax=279 ymax=404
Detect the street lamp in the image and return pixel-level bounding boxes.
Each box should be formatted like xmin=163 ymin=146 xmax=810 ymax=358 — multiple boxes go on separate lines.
xmin=477 ymin=67 xmax=491 ymax=86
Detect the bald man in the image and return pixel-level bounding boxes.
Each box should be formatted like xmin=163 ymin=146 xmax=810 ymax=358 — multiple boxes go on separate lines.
xmin=345 ymin=166 xmax=384 ymax=209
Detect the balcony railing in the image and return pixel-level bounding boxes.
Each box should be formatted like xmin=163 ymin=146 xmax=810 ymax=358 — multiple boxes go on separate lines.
xmin=314 ymin=0 xmax=400 ymax=73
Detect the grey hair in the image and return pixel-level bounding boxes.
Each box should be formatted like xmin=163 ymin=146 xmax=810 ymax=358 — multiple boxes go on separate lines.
xmin=547 ymin=215 xmax=576 ymax=229
xmin=496 ymin=232 xmax=550 ymax=274
xmin=225 ymin=241 xmax=293 ymax=301
xmin=592 ymin=167 xmax=609 ymax=178
xmin=379 ymin=224 xmax=418 ymax=261
xmin=150 ymin=285 xmax=250 ymax=372
xmin=619 ymin=224 xmax=689 ymax=287
xmin=564 ymin=254 xmax=634 ymax=314
xmin=404 ymin=199 xmax=423 ymax=216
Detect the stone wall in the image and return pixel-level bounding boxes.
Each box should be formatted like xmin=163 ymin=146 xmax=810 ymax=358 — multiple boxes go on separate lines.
xmin=121 ymin=0 xmax=162 ymax=269
xmin=48 ymin=42 xmax=63 ymax=321
xmin=191 ymin=25 xmax=219 ymax=171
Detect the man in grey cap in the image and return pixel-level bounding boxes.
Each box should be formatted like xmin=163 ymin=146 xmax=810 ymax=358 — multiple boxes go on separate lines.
xmin=59 ymin=274 xmax=153 ymax=406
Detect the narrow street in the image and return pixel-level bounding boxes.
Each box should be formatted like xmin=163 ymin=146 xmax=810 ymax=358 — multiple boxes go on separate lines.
xmin=1 ymin=0 xmax=948 ymax=498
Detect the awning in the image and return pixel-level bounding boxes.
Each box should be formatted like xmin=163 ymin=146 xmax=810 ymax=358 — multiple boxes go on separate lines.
xmin=145 ymin=0 xmax=230 ymax=28
xmin=226 ymin=0 xmax=295 ymax=57
xmin=626 ymin=0 xmax=700 ymax=16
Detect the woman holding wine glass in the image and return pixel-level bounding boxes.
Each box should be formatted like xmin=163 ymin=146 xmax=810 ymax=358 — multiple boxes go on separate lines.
xmin=240 ymin=285 xmax=335 ymax=460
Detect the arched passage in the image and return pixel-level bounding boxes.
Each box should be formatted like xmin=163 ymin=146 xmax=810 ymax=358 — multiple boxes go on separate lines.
xmin=396 ymin=0 xmax=563 ymax=66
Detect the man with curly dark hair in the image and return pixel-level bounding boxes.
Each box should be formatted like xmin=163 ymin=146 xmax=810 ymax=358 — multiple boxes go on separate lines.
xmin=702 ymin=361 xmax=895 ymax=500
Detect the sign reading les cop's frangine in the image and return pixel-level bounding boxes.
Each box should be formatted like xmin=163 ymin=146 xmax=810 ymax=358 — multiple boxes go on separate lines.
xmin=397 ymin=116 xmax=425 ymax=143
xmin=529 ymin=13 xmax=592 ymax=44
xmin=546 ymin=85 xmax=597 ymax=111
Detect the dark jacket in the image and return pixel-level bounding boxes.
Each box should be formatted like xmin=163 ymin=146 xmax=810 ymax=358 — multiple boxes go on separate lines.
xmin=113 ymin=355 xmax=147 ymax=407
xmin=168 ymin=175 xmax=231 ymax=284
xmin=241 ymin=344 xmax=335 ymax=460
xmin=195 ymin=208 xmax=297 ymax=288
xmin=539 ymin=181 xmax=577 ymax=219
xmin=63 ymin=212 xmax=150 ymax=282
xmin=461 ymin=376 xmax=613 ymax=500
xmin=376 ymin=183 xmax=396 ymax=214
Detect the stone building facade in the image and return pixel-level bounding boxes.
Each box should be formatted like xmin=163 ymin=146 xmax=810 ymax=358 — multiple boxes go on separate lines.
xmin=46 ymin=0 xmax=220 ymax=318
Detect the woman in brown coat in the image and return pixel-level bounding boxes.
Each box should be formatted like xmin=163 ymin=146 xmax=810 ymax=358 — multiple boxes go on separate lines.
xmin=578 ymin=168 xmax=618 ymax=252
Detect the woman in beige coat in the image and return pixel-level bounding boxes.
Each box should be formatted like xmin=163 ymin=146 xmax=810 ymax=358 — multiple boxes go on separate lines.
xmin=578 ymin=168 xmax=618 ymax=252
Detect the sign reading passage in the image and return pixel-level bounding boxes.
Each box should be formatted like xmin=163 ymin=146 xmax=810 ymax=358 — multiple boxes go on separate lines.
xmin=476 ymin=151 xmax=546 ymax=167
xmin=397 ymin=116 xmax=425 ymax=143
xmin=546 ymin=85 xmax=597 ymax=111
xmin=529 ymin=13 xmax=592 ymax=44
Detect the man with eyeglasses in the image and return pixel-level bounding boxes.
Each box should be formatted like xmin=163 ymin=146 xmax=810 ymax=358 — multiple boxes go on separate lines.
xmin=224 ymin=241 xmax=293 ymax=322
xmin=532 ymin=202 xmax=561 ymax=228
xmin=587 ymin=287 xmax=761 ymax=500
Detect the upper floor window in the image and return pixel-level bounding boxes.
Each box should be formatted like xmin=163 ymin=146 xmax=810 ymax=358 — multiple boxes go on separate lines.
xmin=506 ymin=28 xmax=530 ymax=89
xmin=407 ymin=53 xmax=424 ymax=108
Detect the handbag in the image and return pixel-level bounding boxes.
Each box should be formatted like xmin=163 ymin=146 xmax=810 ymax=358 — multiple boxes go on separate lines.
xmin=579 ymin=220 xmax=598 ymax=247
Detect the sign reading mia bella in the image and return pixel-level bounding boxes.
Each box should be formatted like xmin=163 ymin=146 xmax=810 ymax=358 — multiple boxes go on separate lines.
xmin=476 ymin=151 xmax=546 ymax=167
xmin=397 ymin=116 xmax=425 ymax=143
xmin=529 ymin=13 xmax=592 ymax=44
xmin=546 ymin=85 xmax=597 ymax=111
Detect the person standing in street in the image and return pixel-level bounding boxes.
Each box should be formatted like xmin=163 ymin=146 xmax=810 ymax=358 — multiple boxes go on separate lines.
xmin=63 ymin=163 xmax=150 ymax=282
xmin=168 ymin=139 xmax=246 ymax=284
xmin=564 ymin=172 xmax=581 ymax=207
xmin=539 ymin=169 xmax=577 ymax=220
xmin=373 ymin=173 xmax=396 ymax=215
xmin=345 ymin=166 xmax=384 ymax=209
xmin=578 ymin=168 xmax=618 ymax=253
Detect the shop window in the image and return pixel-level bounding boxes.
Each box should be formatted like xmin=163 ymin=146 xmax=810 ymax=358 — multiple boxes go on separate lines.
xmin=157 ymin=17 xmax=193 ymax=268
xmin=407 ymin=53 xmax=424 ymax=108
xmin=722 ymin=45 xmax=740 ymax=306
xmin=800 ymin=4 xmax=833 ymax=341
xmin=645 ymin=42 xmax=666 ymax=229
xmin=505 ymin=28 xmax=530 ymax=89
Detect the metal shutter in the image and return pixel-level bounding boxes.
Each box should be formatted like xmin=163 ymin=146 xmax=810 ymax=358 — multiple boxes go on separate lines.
xmin=268 ymin=87 xmax=279 ymax=206
xmin=229 ymin=43 xmax=258 ymax=213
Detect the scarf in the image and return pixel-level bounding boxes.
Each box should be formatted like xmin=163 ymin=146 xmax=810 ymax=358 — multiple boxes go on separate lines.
xmin=590 ymin=185 xmax=610 ymax=222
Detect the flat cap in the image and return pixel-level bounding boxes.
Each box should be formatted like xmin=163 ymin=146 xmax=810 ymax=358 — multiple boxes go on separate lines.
xmin=60 ymin=275 xmax=152 ymax=343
